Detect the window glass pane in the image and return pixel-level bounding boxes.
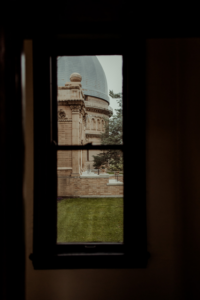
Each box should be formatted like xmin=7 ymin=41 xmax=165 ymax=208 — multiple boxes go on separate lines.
xmin=57 ymin=150 xmax=124 ymax=243
xmin=57 ymin=55 xmax=123 ymax=146
xmin=56 ymin=55 xmax=123 ymax=244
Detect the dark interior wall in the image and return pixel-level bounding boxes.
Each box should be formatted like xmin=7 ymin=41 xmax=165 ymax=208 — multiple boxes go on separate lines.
xmin=177 ymin=39 xmax=200 ymax=298
xmin=23 ymin=39 xmax=200 ymax=299
xmin=0 ymin=26 xmax=25 ymax=300
xmin=1 ymin=1 xmax=200 ymax=299
xmin=146 ymin=38 xmax=200 ymax=299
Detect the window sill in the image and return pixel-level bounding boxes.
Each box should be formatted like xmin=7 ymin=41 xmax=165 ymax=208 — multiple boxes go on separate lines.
xmin=30 ymin=252 xmax=149 ymax=269
xmin=107 ymin=182 xmax=123 ymax=186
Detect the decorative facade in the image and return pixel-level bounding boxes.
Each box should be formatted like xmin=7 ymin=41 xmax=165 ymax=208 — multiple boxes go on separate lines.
xmin=57 ymin=61 xmax=113 ymax=177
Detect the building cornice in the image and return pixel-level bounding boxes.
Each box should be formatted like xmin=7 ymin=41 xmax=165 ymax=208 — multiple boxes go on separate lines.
xmin=58 ymin=99 xmax=85 ymax=106
xmin=58 ymin=100 xmax=112 ymax=117
xmin=85 ymin=105 xmax=113 ymax=117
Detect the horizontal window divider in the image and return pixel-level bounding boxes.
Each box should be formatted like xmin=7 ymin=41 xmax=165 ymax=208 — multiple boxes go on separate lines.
xmin=56 ymin=243 xmax=124 ymax=254
xmin=57 ymin=242 xmax=124 ymax=246
xmin=54 ymin=144 xmax=124 ymax=151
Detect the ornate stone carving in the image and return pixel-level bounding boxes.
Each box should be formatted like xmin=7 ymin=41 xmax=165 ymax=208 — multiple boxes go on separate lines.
xmin=70 ymin=105 xmax=81 ymax=113
xmin=58 ymin=109 xmax=66 ymax=119
xmin=80 ymin=106 xmax=86 ymax=116
xmin=58 ymin=109 xmax=68 ymax=122
xmin=58 ymin=72 xmax=85 ymax=101
xmin=63 ymin=84 xmax=82 ymax=89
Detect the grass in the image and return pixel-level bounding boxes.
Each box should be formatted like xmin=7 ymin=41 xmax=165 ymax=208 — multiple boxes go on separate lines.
xmin=57 ymin=197 xmax=123 ymax=243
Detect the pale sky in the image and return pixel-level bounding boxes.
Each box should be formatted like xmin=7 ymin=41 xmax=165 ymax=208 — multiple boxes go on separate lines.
xmin=96 ymin=55 xmax=123 ymax=115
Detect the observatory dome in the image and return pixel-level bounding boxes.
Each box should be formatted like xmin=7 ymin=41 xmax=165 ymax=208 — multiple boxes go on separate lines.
xmin=57 ymin=56 xmax=110 ymax=103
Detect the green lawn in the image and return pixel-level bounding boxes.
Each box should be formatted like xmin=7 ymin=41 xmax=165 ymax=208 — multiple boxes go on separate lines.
xmin=57 ymin=197 xmax=123 ymax=243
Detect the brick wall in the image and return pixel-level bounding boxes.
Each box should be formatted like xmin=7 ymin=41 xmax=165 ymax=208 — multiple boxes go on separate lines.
xmin=58 ymin=122 xmax=72 ymax=145
xmin=57 ymin=151 xmax=72 ymax=168
xmin=57 ymin=169 xmax=72 ymax=176
xmin=57 ymin=176 xmax=123 ymax=197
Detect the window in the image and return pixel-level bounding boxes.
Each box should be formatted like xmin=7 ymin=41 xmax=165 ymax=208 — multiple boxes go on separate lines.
xmin=86 ymin=117 xmax=90 ymax=130
xmin=101 ymin=119 xmax=104 ymax=132
xmin=92 ymin=118 xmax=95 ymax=130
xmin=31 ymin=34 xmax=147 ymax=269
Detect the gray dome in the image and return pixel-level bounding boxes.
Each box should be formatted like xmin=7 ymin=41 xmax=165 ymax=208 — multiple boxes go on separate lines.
xmin=57 ymin=56 xmax=110 ymax=103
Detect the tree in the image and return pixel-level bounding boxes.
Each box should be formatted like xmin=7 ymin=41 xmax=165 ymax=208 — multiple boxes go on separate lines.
xmin=93 ymin=90 xmax=123 ymax=171
xmin=93 ymin=154 xmax=106 ymax=169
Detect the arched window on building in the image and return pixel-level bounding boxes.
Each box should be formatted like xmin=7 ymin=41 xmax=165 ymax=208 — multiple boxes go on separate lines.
xmin=97 ymin=119 xmax=100 ymax=130
xmin=102 ymin=119 xmax=105 ymax=132
xmin=92 ymin=118 xmax=96 ymax=130
xmin=86 ymin=118 xmax=90 ymax=130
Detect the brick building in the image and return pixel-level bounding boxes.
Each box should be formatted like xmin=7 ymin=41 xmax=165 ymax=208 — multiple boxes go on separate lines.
xmin=57 ymin=56 xmax=113 ymax=176
xmin=57 ymin=56 xmax=123 ymax=196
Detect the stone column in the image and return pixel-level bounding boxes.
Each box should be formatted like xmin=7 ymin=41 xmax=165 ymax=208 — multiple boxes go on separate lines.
xmin=70 ymin=105 xmax=81 ymax=176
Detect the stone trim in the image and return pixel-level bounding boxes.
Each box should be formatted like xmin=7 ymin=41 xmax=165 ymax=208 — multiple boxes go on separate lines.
xmin=58 ymin=83 xmax=85 ymax=101
xmin=80 ymin=174 xmax=110 ymax=179
xmin=81 ymin=106 xmax=86 ymax=116
xmin=58 ymin=119 xmax=72 ymax=122
xmin=57 ymin=167 xmax=72 ymax=170
xmin=99 ymin=174 xmax=110 ymax=178
xmin=70 ymin=105 xmax=82 ymax=113
xmin=86 ymin=133 xmax=101 ymax=139
xmin=85 ymin=106 xmax=112 ymax=116
xmin=109 ymin=174 xmax=123 ymax=177
xmin=80 ymin=175 xmax=99 ymax=179
xmin=58 ymin=86 xmax=82 ymax=90
xmin=107 ymin=182 xmax=123 ymax=186
xmin=58 ymin=99 xmax=85 ymax=106
xmin=58 ymin=101 xmax=111 ymax=117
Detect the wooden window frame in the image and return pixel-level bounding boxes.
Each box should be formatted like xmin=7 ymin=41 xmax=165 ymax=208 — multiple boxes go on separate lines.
xmin=30 ymin=34 xmax=147 ymax=269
